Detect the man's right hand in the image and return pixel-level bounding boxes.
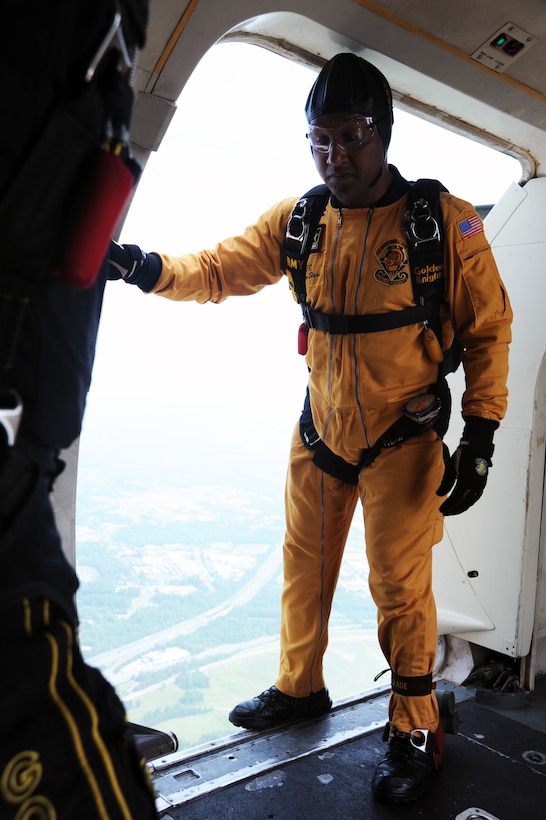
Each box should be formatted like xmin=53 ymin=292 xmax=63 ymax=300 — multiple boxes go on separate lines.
xmin=107 ymin=240 xmax=162 ymax=291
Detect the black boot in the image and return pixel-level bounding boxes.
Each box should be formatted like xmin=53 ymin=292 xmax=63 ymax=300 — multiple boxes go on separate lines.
xmin=229 ymin=685 xmax=332 ymax=731
xmin=371 ymin=725 xmax=443 ymax=803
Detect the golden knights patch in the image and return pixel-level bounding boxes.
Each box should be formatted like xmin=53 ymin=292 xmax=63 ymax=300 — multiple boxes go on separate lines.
xmin=374 ymin=240 xmax=409 ymax=286
xmin=413 ymin=262 xmax=443 ymax=286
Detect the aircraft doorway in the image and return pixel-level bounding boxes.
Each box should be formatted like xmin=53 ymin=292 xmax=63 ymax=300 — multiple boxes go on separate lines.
xmin=74 ymin=42 xmax=521 ymax=748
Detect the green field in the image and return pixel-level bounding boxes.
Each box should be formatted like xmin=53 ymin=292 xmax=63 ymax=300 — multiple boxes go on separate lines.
xmin=119 ymin=625 xmax=385 ymax=750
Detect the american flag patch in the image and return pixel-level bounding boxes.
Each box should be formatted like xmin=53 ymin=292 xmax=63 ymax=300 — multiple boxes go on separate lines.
xmin=458 ymin=214 xmax=483 ymax=239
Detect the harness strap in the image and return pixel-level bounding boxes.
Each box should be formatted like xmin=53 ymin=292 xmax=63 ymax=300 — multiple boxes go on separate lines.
xmin=305 ymin=301 xmax=437 ymax=334
xmin=300 ymin=415 xmax=361 ymax=485
xmin=285 ymin=184 xmax=329 ymax=306
xmin=299 ymin=389 xmax=438 ymax=485
xmin=289 ymin=178 xmax=456 ymax=486
xmin=285 ymin=178 xmax=450 ymax=343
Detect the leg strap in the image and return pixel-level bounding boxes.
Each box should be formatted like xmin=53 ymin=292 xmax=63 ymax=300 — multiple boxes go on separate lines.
xmin=298 ymin=387 xmax=440 ymax=486
xmin=391 ymin=672 xmax=433 ymax=697
xmin=299 ymin=390 xmax=360 ymax=485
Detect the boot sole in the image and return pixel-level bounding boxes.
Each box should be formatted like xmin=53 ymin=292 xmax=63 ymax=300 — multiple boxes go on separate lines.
xmin=371 ymin=771 xmax=433 ymax=803
xmin=229 ymin=703 xmax=331 ymax=732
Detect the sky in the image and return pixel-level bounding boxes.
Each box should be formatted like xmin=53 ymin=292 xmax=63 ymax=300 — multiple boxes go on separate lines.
xmin=78 ymin=42 xmax=522 ymax=493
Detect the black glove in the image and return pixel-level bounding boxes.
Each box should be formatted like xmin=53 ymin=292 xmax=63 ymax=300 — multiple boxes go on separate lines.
xmin=107 ymin=240 xmax=162 ymax=291
xmin=437 ymin=416 xmax=498 ymax=516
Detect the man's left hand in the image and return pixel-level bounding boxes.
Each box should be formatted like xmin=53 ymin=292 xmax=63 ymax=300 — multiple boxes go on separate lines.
xmin=437 ymin=416 xmax=498 ymax=516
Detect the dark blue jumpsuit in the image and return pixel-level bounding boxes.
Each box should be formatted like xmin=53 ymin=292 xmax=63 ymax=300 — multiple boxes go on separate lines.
xmin=0 ymin=3 xmax=158 ymax=817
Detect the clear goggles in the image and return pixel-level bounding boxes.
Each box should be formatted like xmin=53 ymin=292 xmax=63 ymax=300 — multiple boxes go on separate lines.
xmin=306 ymin=116 xmax=376 ymax=154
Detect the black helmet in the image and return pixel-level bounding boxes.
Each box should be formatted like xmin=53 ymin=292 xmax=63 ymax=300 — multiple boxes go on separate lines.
xmin=305 ymin=53 xmax=393 ymax=150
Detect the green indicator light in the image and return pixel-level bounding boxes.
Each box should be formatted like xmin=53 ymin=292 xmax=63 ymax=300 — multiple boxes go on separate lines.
xmin=491 ymin=33 xmax=509 ymax=48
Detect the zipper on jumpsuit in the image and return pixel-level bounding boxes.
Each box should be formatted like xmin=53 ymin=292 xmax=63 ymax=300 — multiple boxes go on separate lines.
xmin=354 ymin=208 xmax=374 ymax=449
xmin=323 ymin=206 xmax=374 ymax=449
xmin=308 ymin=206 xmax=374 ymax=693
xmin=308 ymin=207 xmax=342 ymax=693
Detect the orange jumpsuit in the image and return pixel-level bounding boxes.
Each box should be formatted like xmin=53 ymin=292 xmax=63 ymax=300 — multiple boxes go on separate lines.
xmin=151 ymin=167 xmax=512 ymax=733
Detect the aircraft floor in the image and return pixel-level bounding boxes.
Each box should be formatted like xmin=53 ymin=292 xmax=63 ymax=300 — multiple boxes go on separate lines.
xmin=152 ymin=679 xmax=546 ymax=819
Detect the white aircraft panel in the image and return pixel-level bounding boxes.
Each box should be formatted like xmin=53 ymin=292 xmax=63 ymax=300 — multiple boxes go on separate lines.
xmin=434 ymin=178 xmax=546 ymax=659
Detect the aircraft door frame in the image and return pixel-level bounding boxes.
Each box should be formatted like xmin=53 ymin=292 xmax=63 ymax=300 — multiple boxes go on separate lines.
xmin=433 ymin=178 xmax=546 ymax=686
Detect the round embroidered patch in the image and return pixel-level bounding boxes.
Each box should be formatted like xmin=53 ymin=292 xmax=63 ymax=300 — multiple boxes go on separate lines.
xmin=374 ymin=240 xmax=409 ymax=286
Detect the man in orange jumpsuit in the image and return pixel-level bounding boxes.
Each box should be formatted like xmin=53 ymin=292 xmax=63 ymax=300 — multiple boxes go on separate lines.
xmin=109 ymin=53 xmax=512 ymax=802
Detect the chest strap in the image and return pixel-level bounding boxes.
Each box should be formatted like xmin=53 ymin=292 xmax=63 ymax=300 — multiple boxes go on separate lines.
xmin=285 ymin=179 xmax=447 ymax=341
xmin=304 ymin=301 xmax=438 ymax=334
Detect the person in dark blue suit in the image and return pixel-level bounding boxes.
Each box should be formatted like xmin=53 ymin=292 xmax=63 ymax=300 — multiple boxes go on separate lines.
xmin=0 ymin=3 xmax=159 ymax=817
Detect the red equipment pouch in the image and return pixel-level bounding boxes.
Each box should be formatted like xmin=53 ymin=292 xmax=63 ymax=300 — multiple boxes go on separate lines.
xmin=298 ymin=322 xmax=309 ymax=355
xmin=51 ymin=148 xmax=138 ymax=288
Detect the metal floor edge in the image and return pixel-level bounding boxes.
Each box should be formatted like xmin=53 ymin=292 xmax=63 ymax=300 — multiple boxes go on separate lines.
xmin=149 ymin=681 xmax=480 ymax=815
xmin=148 ymin=677 xmax=546 ymax=818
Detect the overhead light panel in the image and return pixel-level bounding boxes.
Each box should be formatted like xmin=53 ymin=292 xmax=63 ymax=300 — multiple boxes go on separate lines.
xmin=471 ymin=22 xmax=537 ymax=73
